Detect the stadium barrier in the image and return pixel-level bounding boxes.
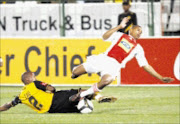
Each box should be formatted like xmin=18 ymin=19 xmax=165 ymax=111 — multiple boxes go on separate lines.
xmin=0 ymin=3 xmax=161 ymax=37
xmin=0 ymin=37 xmax=179 ymax=86
xmin=0 ymin=38 xmax=118 ymax=85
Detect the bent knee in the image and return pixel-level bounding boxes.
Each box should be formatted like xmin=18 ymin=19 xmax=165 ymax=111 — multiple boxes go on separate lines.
xmin=101 ymin=76 xmax=114 ymax=85
xmin=71 ymin=65 xmax=86 ymax=79
xmin=72 ymin=67 xmax=77 ymax=75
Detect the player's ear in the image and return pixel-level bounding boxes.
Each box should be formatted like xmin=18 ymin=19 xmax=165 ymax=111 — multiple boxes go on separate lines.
xmin=129 ymin=27 xmax=133 ymax=34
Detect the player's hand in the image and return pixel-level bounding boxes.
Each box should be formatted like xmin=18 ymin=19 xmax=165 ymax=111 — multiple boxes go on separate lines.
xmin=120 ymin=17 xmax=129 ymax=28
xmin=161 ymin=77 xmax=174 ymax=83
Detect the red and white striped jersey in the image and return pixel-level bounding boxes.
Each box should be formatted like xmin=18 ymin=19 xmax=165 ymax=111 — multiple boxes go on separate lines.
xmin=104 ymin=32 xmax=148 ymax=68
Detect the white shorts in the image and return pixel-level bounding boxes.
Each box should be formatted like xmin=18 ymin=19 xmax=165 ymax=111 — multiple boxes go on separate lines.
xmin=83 ymin=54 xmax=121 ymax=80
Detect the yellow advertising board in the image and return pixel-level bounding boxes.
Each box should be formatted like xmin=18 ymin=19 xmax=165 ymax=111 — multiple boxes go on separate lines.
xmin=0 ymin=38 xmax=117 ymax=85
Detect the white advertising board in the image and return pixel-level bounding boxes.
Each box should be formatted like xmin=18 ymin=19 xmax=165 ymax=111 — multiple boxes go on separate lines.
xmin=0 ymin=3 xmax=161 ymax=37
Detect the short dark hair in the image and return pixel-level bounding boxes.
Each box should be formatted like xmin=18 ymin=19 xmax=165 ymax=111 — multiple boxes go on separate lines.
xmin=21 ymin=72 xmax=31 ymax=83
xmin=123 ymin=0 xmax=130 ymax=5
xmin=132 ymin=25 xmax=141 ymax=29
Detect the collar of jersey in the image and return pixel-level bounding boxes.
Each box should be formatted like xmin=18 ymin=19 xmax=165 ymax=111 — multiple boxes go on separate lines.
xmin=129 ymin=34 xmax=136 ymax=42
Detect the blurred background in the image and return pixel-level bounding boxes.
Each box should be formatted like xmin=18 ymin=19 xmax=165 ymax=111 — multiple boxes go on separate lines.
xmin=0 ymin=0 xmax=179 ymax=37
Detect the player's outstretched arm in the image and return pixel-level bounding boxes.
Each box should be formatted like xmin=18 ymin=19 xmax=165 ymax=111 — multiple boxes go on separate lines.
xmin=0 ymin=96 xmax=21 ymax=112
xmin=0 ymin=102 xmax=13 ymax=111
xmin=102 ymin=17 xmax=129 ymax=40
xmin=143 ymin=65 xmax=174 ymax=83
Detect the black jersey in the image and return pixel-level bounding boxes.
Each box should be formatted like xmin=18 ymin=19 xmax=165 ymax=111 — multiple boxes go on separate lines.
xmin=117 ymin=11 xmax=137 ymax=34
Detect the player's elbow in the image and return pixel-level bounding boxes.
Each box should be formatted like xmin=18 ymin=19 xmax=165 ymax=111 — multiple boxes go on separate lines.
xmin=46 ymin=85 xmax=56 ymax=93
xmin=0 ymin=102 xmax=12 ymax=111
xmin=0 ymin=106 xmax=8 ymax=111
xmin=50 ymin=87 xmax=56 ymax=93
xmin=102 ymin=34 xmax=108 ymax=41
xmin=142 ymin=64 xmax=151 ymax=71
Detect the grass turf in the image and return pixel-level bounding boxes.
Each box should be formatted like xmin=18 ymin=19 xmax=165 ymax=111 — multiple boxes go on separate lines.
xmin=0 ymin=86 xmax=179 ymax=124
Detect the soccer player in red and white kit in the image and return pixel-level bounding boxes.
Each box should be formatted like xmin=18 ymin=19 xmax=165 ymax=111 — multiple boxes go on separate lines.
xmin=69 ymin=17 xmax=174 ymax=101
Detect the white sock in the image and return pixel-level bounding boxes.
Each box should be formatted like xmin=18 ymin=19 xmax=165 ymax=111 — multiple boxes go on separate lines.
xmin=80 ymin=87 xmax=94 ymax=97
xmin=94 ymin=94 xmax=102 ymax=100
xmin=80 ymin=83 xmax=101 ymax=97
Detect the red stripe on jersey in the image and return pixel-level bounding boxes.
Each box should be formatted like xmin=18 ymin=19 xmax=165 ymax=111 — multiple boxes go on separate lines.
xmin=40 ymin=82 xmax=48 ymax=86
xmin=107 ymin=34 xmax=137 ymax=63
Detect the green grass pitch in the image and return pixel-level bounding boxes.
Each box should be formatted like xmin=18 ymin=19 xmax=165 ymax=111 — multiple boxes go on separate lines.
xmin=0 ymin=86 xmax=179 ymax=124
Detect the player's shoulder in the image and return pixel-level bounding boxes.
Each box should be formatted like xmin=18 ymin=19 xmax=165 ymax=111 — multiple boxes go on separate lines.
xmin=136 ymin=44 xmax=143 ymax=49
xmin=119 ymin=12 xmax=124 ymax=16
xmin=34 ymin=80 xmax=41 ymax=83
xmin=136 ymin=43 xmax=142 ymax=47
xmin=129 ymin=11 xmax=136 ymax=15
xmin=33 ymin=80 xmax=48 ymax=91
xmin=33 ymin=80 xmax=40 ymax=86
xmin=34 ymin=80 xmax=47 ymax=85
xmin=135 ymin=44 xmax=145 ymax=53
xmin=119 ymin=12 xmax=127 ymax=17
xmin=118 ymin=13 xmax=122 ymax=16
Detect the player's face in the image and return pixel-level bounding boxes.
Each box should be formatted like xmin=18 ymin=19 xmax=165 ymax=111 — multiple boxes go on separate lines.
xmin=123 ymin=5 xmax=130 ymax=12
xmin=31 ymin=72 xmax=36 ymax=81
xmin=132 ymin=27 xmax=142 ymax=39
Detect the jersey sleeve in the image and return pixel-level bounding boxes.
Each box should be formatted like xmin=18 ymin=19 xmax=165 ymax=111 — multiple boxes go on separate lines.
xmin=104 ymin=32 xmax=123 ymax=43
xmin=11 ymin=96 xmax=21 ymax=107
xmin=135 ymin=44 xmax=149 ymax=67
xmin=34 ymin=80 xmax=48 ymax=91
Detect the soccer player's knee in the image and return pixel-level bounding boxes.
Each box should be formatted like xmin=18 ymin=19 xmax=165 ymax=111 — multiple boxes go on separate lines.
xmin=71 ymin=67 xmax=79 ymax=79
xmin=103 ymin=77 xmax=114 ymax=85
xmin=72 ymin=67 xmax=77 ymax=75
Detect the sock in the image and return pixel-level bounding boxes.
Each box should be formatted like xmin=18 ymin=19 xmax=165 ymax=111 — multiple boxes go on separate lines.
xmin=94 ymin=93 xmax=102 ymax=100
xmin=80 ymin=83 xmax=101 ymax=97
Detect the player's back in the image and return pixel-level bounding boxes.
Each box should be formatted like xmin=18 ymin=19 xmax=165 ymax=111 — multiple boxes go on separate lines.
xmin=19 ymin=81 xmax=54 ymax=113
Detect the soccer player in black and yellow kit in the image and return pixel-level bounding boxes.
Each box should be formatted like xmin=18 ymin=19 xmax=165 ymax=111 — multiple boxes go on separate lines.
xmin=0 ymin=72 xmax=116 ymax=113
xmin=117 ymin=0 xmax=137 ymax=34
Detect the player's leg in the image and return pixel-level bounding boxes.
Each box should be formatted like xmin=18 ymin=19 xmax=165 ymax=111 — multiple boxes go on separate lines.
xmin=80 ymin=74 xmax=114 ymax=97
xmin=81 ymin=75 xmax=117 ymax=103
xmin=86 ymin=92 xmax=117 ymax=103
xmin=70 ymin=54 xmax=119 ymax=102
xmin=71 ymin=64 xmax=87 ymax=79
xmin=72 ymin=54 xmax=102 ymax=79
xmin=69 ymin=74 xmax=114 ymax=102
xmin=75 ymin=88 xmax=116 ymax=103
xmin=49 ymin=89 xmax=81 ymax=113
xmin=97 ymin=74 xmax=114 ymax=89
